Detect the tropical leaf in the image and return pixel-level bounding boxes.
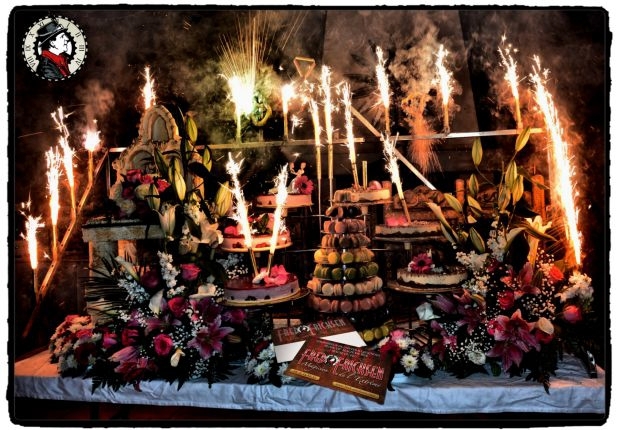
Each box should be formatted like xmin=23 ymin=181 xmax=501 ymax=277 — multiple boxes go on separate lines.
xmin=515 ymin=126 xmax=531 ymax=153
xmin=202 ymin=146 xmax=213 ymax=172
xmin=469 ymin=227 xmax=486 ymax=253
xmin=468 ymin=173 xmax=478 ymax=196
xmin=444 ymin=193 xmax=463 ymax=213
xmin=154 ymin=148 xmax=169 ymax=181
xmin=186 ymin=116 xmax=198 ymax=143
xmin=512 ymin=175 xmax=524 ymax=204
xmin=472 ymin=137 xmax=483 ymax=167
xmin=505 ymin=160 xmax=518 ymax=188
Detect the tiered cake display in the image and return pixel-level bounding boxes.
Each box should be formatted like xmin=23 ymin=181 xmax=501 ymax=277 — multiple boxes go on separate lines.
xmin=307 ymin=205 xmax=390 ymax=343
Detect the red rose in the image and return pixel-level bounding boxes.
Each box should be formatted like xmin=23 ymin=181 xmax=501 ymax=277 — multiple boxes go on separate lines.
xmin=121 ymin=185 xmax=136 ymax=200
xmin=125 ymin=169 xmax=142 ymax=183
xmin=223 ymin=308 xmax=246 ymax=325
xmin=535 ymin=329 xmax=554 ymax=344
xmin=562 ymin=305 xmax=582 ymax=323
xmin=180 ymin=263 xmax=201 ymax=281
xmin=497 ymin=290 xmax=515 ymax=310
xmin=140 ymin=174 xmax=154 ymax=185
xmin=548 ymin=266 xmax=564 ymax=283
xmin=153 ymin=333 xmax=174 ymax=356
xmin=140 ymin=269 xmax=161 ymax=290
xmin=167 ymin=297 xmax=188 ymax=318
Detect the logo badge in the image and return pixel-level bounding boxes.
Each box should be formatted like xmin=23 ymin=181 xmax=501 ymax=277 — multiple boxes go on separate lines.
xmin=22 ymin=16 xmax=87 ymax=81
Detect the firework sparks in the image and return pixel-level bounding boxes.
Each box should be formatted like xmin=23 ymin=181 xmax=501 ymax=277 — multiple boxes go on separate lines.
xmin=375 ymin=46 xmax=391 ymax=134
xmin=52 ymin=107 xmax=76 ymax=216
xmin=267 ymin=164 xmax=289 ymax=272
xmin=142 ymin=66 xmax=156 ymax=110
xmin=342 ymin=82 xmax=360 ymax=188
xmin=225 ymin=153 xmax=258 ymax=275
xmin=46 ymin=146 xmax=62 ymax=260
xmin=383 ymin=134 xmax=411 ymax=223
xmin=321 ymin=65 xmax=335 ymax=199
xmin=21 ymin=213 xmax=44 ymax=295
xmin=498 ymin=36 xmax=522 ymax=129
xmin=530 ymin=56 xmax=582 ymax=267
xmin=309 ymin=98 xmax=322 ymax=219
xmin=434 ymin=44 xmax=453 ymax=133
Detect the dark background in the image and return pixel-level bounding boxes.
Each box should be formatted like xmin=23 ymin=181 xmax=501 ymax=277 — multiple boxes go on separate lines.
xmin=7 ymin=7 xmax=609 ymax=368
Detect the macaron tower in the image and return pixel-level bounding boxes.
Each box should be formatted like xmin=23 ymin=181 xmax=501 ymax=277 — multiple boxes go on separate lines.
xmin=307 ymin=205 xmax=391 ymax=343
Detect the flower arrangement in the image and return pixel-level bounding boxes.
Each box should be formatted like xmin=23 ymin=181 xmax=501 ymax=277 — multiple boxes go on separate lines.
xmin=423 ymin=128 xmax=595 ymax=391
xmin=52 ymin=251 xmax=246 ymax=391
xmin=377 ymin=328 xmax=436 ymax=380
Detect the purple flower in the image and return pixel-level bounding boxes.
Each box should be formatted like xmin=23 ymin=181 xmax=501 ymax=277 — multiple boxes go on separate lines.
xmin=486 ymin=309 xmax=539 ymax=372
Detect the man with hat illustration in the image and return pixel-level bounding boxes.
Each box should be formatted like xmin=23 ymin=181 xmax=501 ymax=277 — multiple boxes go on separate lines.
xmin=35 ymin=20 xmax=73 ymax=80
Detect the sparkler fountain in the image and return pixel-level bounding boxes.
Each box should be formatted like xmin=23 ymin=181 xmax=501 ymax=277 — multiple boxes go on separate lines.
xmin=435 ymin=44 xmax=453 ymax=134
xmin=267 ymin=164 xmax=289 ymax=273
xmin=383 ymin=133 xmax=411 ymax=224
xmin=321 ymin=65 xmax=335 ymax=200
xmin=45 ymin=146 xmax=62 ymax=260
xmin=342 ymin=82 xmax=360 ymax=189
xmin=498 ymin=37 xmax=523 ymax=130
xmin=52 ymin=107 xmax=76 ymax=218
xmin=375 ymin=46 xmax=391 ymax=135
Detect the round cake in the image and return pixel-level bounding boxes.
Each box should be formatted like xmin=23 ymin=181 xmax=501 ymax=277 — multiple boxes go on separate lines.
xmin=221 ymin=213 xmax=291 ymax=251
xmin=332 ymin=180 xmax=390 ymax=203
xmin=394 ymin=251 xmax=468 ymax=292
xmin=224 ymin=265 xmax=300 ymax=303
xmin=375 ymin=217 xmax=443 ymax=238
xmin=255 ymin=193 xmax=312 ymax=208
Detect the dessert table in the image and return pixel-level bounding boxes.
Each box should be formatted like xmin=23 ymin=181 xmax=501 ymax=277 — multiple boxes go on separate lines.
xmin=13 ymin=349 xmax=606 ymax=415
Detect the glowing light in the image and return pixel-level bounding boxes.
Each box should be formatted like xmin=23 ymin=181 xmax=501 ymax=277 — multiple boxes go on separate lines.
xmin=309 ymin=98 xmax=323 ymax=221
xmin=375 ymin=46 xmax=391 ymax=134
xmin=341 ymin=82 xmax=360 ymax=188
xmin=434 ymin=44 xmax=453 ymax=133
xmin=84 ymin=125 xmax=100 ymax=184
xmin=321 ymin=65 xmax=334 ymax=198
xmin=530 ymin=56 xmax=582 ymax=267
xmin=21 ymin=214 xmax=44 ymax=271
xmin=142 ymin=66 xmax=156 ymax=110
xmin=498 ymin=36 xmax=522 ymax=129
xmin=290 ymin=115 xmax=303 ymax=135
xmin=267 ymin=164 xmax=289 ymax=271
xmin=383 ymin=134 xmax=411 ymax=223
xmin=46 ymin=146 xmax=62 ymax=259
xmin=225 ymin=153 xmax=258 ymax=275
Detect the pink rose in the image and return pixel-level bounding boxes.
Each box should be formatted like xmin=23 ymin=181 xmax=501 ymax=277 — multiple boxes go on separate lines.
xmin=562 ymin=305 xmax=582 ymax=323
xmin=167 ymin=297 xmax=188 ymax=318
xmin=548 ymin=266 xmax=564 ymax=283
xmin=223 ymin=225 xmax=238 ymax=236
xmin=497 ymin=290 xmax=515 ymax=310
xmin=140 ymin=269 xmax=161 ymax=290
xmin=180 ymin=263 xmax=201 ymax=281
xmin=153 ymin=333 xmax=174 ymax=356
xmin=125 ymin=169 xmax=142 ymax=183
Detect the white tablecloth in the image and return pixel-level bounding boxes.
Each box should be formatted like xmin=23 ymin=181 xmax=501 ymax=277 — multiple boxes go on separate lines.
xmin=13 ymin=350 xmax=606 ymax=414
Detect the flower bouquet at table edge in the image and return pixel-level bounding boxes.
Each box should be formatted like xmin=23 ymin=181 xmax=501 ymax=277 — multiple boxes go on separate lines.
xmin=49 ymin=112 xmax=251 ymax=391
xmin=420 ymin=127 xmax=595 ymax=393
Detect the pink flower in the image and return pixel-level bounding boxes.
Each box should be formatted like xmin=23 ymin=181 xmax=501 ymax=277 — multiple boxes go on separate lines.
xmin=102 ymin=331 xmax=118 ymax=349
xmin=180 ymin=263 xmax=201 ymax=281
xmin=153 ymin=333 xmax=174 ymax=356
xmin=188 ymin=320 xmax=235 ymax=360
xmin=121 ymin=328 xmax=139 ymax=346
xmin=535 ymin=329 xmax=554 ymax=344
xmin=109 ymin=345 xmax=139 ymax=363
xmin=140 ymin=174 xmax=154 ymax=185
xmin=167 ymin=297 xmax=188 ymax=318
xmin=486 ymin=309 xmax=539 ymax=372
xmin=223 ymin=225 xmax=239 ymax=237
xmin=562 ymin=305 xmax=582 ymax=323
xmin=294 ymin=175 xmax=314 ymax=195
xmin=121 ymin=185 xmax=136 ymax=200
xmin=408 ymin=252 xmax=433 ymax=274
xmin=223 ymin=308 xmax=246 ymax=325
xmin=125 ymin=169 xmax=142 ymax=183
xmin=140 ymin=268 xmax=161 ymax=290
xmin=497 ymin=290 xmax=515 ymax=310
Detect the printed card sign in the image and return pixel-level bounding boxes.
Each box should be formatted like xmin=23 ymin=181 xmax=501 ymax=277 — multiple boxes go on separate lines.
xmin=284 ymin=337 xmax=392 ymax=404
xmin=272 ymin=317 xmax=365 ymax=363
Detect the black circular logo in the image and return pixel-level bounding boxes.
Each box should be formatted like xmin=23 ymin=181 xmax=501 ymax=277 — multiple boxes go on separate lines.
xmin=22 ymin=16 xmax=87 ymax=81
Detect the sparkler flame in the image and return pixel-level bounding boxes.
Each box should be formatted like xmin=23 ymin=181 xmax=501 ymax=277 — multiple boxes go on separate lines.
xmin=52 ymin=107 xmax=76 ymax=214
xmin=375 ymin=46 xmax=390 ymax=133
xmin=434 ymin=44 xmax=453 ymax=132
xmin=83 ymin=127 xmax=100 ymax=152
xmin=383 ymin=133 xmax=411 ymax=223
xmin=46 ymin=147 xmax=62 ymax=227
xmin=269 ymin=164 xmax=289 ymax=256
xmin=142 ymin=66 xmax=156 ymax=110
xmin=342 ymin=82 xmax=360 ymax=188
xmin=530 ymin=56 xmax=582 ymax=267
xmin=321 ymin=65 xmax=335 ymax=197
xmin=498 ymin=36 xmax=522 ymax=129
xmin=21 ymin=215 xmax=44 ymax=270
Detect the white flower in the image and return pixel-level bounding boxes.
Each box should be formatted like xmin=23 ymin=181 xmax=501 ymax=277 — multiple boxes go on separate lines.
xmin=277 ymin=363 xmax=293 ymax=384
xmin=421 ymin=352 xmax=434 ymax=370
xmin=245 ymin=357 xmax=258 ymax=373
xmin=252 ymin=360 xmax=271 ymax=379
xmin=258 ymin=344 xmax=275 ymax=361
xmin=467 ymin=349 xmax=487 ymax=366
xmin=149 ymin=289 xmax=164 ymax=315
xmin=416 ymin=302 xmax=438 ymax=320
xmin=400 ymin=354 xmax=418 ymax=373
xmin=158 ymin=204 xmax=178 ymax=242
xmin=170 ymin=348 xmax=185 ymax=367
